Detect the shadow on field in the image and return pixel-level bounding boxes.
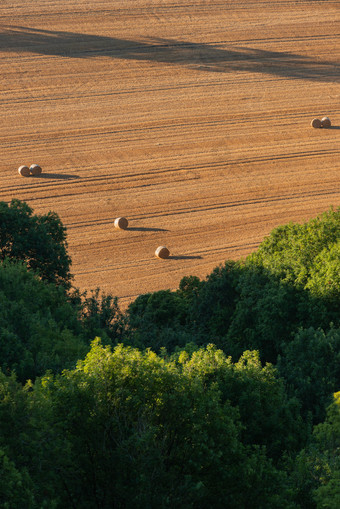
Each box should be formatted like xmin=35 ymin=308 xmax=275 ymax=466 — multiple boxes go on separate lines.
xmin=34 ymin=173 xmax=80 ymax=180
xmin=170 ymin=255 xmax=203 ymax=260
xmin=127 ymin=227 xmax=169 ymax=232
xmin=1 ymin=26 xmax=339 ymax=82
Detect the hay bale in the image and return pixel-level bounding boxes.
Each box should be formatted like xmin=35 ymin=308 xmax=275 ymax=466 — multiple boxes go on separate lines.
xmin=311 ymin=118 xmax=322 ymax=128
xmin=30 ymin=164 xmax=42 ymax=176
xmin=18 ymin=165 xmax=30 ymax=177
xmin=155 ymin=246 xmax=170 ymax=259
xmin=321 ymin=116 xmax=331 ymax=128
xmin=114 ymin=217 xmax=128 ymax=230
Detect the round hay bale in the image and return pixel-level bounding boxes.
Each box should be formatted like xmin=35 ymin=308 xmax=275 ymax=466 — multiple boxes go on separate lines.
xmin=114 ymin=217 xmax=128 ymax=230
xmin=311 ymin=118 xmax=322 ymax=128
xmin=155 ymin=246 xmax=170 ymax=259
xmin=30 ymin=164 xmax=42 ymax=176
xmin=18 ymin=165 xmax=30 ymax=177
xmin=321 ymin=116 xmax=331 ymax=128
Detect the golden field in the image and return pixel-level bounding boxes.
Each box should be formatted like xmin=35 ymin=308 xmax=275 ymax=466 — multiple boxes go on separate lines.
xmin=1 ymin=0 xmax=339 ymax=306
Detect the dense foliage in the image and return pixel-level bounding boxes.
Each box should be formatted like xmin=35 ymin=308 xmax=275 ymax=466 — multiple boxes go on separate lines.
xmin=0 ymin=260 xmax=86 ymax=382
xmin=0 ymin=342 xmax=302 ymax=508
xmin=0 ymin=199 xmax=72 ymax=288
xmin=0 ymin=202 xmax=339 ymax=507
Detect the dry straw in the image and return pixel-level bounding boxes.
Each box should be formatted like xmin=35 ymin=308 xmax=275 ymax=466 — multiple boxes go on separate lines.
xmin=30 ymin=164 xmax=42 ymax=176
xmin=311 ymin=118 xmax=322 ymax=128
xmin=18 ymin=165 xmax=30 ymax=177
xmin=155 ymin=246 xmax=170 ymax=259
xmin=321 ymin=116 xmax=331 ymax=128
xmin=114 ymin=217 xmax=129 ymax=230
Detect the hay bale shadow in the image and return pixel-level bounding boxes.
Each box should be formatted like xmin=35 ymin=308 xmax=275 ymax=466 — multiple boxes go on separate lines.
xmin=127 ymin=227 xmax=169 ymax=232
xmin=170 ymin=255 xmax=203 ymax=260
xmin=33 ymin=173 xmax=80 ymax=180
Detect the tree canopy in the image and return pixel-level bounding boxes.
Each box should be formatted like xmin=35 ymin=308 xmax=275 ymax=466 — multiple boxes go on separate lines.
xmin=0 ymin=341 xmax=300 ymax=508
xmin=0 ymin=199 xmax=72 ymax=288
xmin=0 ymin=201 xmax=340 ymax=507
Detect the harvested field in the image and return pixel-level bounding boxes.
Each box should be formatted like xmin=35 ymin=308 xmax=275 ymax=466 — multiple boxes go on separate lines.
xmin=1 ymin=0 xmax=340 ymax=307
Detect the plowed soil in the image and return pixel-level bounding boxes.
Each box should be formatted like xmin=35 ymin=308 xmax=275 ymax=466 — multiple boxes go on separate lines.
xmin=1 ymin=0 xmax=340 ymax=307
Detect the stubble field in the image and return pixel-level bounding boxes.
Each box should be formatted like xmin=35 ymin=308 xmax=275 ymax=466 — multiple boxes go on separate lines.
xmin=1 ymin=0 xmax=339 ymax=307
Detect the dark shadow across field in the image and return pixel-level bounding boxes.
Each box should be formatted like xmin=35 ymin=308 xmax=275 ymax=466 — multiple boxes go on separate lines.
xmin=1 ymin=26 xmax=339 ymax=82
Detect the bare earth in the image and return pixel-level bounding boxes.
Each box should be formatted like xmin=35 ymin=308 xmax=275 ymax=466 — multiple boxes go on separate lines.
xmin=1 ymin=0 xmax=340 ymax=307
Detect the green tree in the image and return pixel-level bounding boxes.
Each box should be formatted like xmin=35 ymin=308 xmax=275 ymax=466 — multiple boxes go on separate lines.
xmin=0 ymin=370 xmax=35 ymax=508
xmin=278 ymin=327 xmax=340 ymax=423
xmin=0 ymin=199 xmax=72 ymax=288
xmin=0 ymin=371 xmax=60 ymax=508
xmin=0 ymin=449 xmax=34 ymax=509
xmin=186 ymin=261 xmax=240 ymax=342
xmin=305 ymin=241 xmax=340 ymax=303
xmin=249 ymin=208 xmax=340 ymax=287
xmin=126 ymin=289 xmax=192 ymax=352
xmin=224 ymin=265 xmax=310 ymax=362
xmin=0 ymin=260 xmax=87 ymax=382
xmin=177 ymin=345 xmax=305 ymax=462
xmin=182 ymin=261 xmax=328 ymax=363
xmin=33 ymin=340 xmax=295 ymax=508
xmin=72 ymin=287 xmax=126 ymax=346
xmin=291 ymin=392 xmax=340 ymax=509
xmin=312 ymin=392 xmax=340 ymax=508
